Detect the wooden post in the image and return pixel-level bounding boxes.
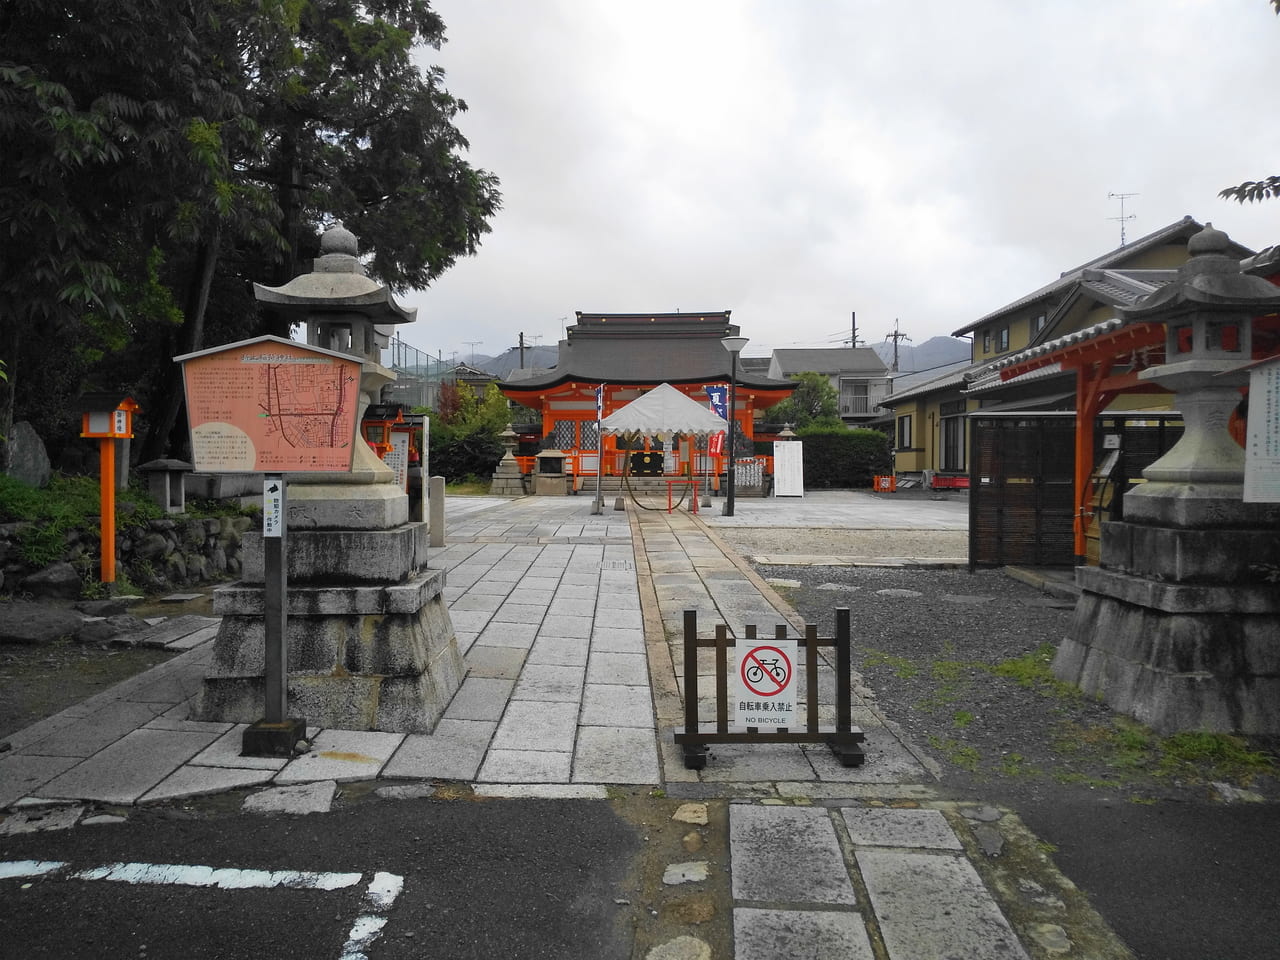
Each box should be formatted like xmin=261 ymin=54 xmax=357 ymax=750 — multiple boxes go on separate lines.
xmin=99 ymin=438 xmax=116 ymax=583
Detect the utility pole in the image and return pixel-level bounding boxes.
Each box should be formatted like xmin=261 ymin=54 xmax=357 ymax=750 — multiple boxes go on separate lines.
xmin=1107 ymin=192 xmax=1138 ymax=246
xmin=884 ymin=319 xmax=912 ymax=373
xmin=844 ymin=311 xmax=864 ymax=348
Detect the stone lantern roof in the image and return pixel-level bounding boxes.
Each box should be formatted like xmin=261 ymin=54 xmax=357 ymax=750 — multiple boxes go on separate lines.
xmin=1122 ymin=223 xmax=1280 ymax=320
xmin=252 ymin=222 xmax=416 ymax=325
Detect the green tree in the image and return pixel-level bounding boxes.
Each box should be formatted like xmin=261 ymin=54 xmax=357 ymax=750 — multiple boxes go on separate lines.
xmin=765 ymin=372 xmax=842 ymax=429
xmin=0 ymin=0 xmax=501 ymax=469
xmin=1220 ymin=1 xmax=1280 ymax=203
xmin=427 ymin=382 xmax=509 ymax=482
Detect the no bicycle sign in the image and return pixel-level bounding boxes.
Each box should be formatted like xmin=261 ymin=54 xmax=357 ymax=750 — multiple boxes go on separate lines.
xmin=735 ymin=640 xmax=797 ymax=728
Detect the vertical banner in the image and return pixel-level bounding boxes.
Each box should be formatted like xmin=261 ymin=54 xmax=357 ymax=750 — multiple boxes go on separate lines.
xmin=706 ymin=384 xmax=727 ymax=457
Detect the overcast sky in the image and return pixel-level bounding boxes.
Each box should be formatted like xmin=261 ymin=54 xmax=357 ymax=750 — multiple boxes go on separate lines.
xmin=398 ymin=0 xmax=1280 ymax=364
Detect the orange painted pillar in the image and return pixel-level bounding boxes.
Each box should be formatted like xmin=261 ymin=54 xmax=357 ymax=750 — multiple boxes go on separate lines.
xmin=99 ymin=438 xmax=116 ymax=582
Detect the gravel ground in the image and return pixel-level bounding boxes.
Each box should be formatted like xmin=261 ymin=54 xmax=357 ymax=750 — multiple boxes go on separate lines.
xmin=734 ymin=557 xmax=1280 ymax=807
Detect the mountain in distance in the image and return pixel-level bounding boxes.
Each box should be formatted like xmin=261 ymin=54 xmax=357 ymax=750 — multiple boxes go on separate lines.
xmin=474 ymin=344 xmax=561 ymax=379
xmin=871 ymin=335 xmax=970 ymax=372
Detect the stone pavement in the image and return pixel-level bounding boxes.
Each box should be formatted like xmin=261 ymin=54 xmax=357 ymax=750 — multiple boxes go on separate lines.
xmin=0 ymin=492 xmax=1122 ymax=959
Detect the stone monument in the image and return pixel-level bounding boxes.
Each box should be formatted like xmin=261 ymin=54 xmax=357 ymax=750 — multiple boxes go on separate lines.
xmin=1053 ymin=224 xmax=1280 ymax=733
xmin=197 ymin=223 xmax=463 ymax=732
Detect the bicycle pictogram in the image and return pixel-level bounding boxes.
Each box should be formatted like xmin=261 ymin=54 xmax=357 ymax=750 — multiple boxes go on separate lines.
xmin=739 ymin=644 xmax=793 ymax=697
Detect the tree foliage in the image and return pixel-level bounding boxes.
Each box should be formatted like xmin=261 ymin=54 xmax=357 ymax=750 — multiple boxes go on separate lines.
xmin=793 ymin=426 xmax=892 ymax=489
xmin=1219 ymin=1 xmax=1280 ymax=204
xmin=0 ymin=0 xmax=500 ymax=469
xmin=764 ymin=372 xmax=842 ymax=429
xmin=427 ymin=383 xmax=509 ymax=481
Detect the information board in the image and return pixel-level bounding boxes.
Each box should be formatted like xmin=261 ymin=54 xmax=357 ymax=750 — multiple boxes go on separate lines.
xmin=773 ymin=441 xmax=804 ymax=497
xmin=1244 ymin=358 xmax=1280 ymax=503
xmin=178 ymin=336 xmax=361 ymax=473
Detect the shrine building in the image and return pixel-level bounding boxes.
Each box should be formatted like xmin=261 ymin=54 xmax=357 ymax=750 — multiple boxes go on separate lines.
xmin=497 ymin=311 xmax=797 ymax=482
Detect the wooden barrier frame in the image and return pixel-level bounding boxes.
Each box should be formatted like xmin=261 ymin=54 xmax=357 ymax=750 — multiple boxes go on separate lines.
xmin=674 ymin=608 xmax=866 ymax=770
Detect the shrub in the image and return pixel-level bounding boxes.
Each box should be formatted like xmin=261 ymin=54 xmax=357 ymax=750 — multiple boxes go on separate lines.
xmin=792 ymin=426 xmax=892 ymax=488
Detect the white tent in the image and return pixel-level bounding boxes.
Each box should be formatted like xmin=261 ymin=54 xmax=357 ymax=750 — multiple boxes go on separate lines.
xmin=599 ymin=382 xmax=727 ymax=437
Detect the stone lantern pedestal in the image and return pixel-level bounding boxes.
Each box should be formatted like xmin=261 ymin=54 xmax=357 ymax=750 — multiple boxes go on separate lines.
xmin=1053 ymin=225 xmax=1280 ymax=733
xmin=196 ymin=224 xmax=463 ymax=733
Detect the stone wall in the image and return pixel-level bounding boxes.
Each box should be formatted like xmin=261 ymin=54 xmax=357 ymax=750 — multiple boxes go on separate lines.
xmin=0 ymin=515 xmax=255 ymax=600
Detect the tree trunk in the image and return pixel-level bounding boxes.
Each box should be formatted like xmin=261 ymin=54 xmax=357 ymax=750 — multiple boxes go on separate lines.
xmin=140 ymin=228 xmax=221 ymax=462
xmin=0 ymin=321 xmax=20 ymax=474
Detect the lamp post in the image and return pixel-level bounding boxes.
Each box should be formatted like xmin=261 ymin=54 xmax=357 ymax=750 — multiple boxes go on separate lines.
xmin=720 ymin=335 xmax=749 ymax=516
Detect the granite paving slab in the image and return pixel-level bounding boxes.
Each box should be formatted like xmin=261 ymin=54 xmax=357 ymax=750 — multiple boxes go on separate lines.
xmin=274 ymin=730 xmax=404 ymax=783
xmin=477 ymin=748 xmax=572 ymax=783
xmin=34 ymin=729 xmax=222 ymax=804
xmin=572 ymin=726 xmax=659 ymax=784
xmin=0 ymin=755 xmax=83 ymax=808
xmin=856 ymin=849 xmax=1030 ymax=959
xmin=733 ymin=908 xmax=875 ymax=960
xmin=579 ymin=684 xmax=654 ymax=727
xmin=443 ymin=677 xmax=516 ymax=721
xmin=841 ymin=806 xmax=963 ymax=850
xmin=382 ymin=720 xmax=496 ymax=782
xmin=141 ymin=766 xmax=276 ymax=804
xmin=730 ymin=804 xmax=857 ymax=905
xmin=490 ymin=701 xmax=578 ymax=753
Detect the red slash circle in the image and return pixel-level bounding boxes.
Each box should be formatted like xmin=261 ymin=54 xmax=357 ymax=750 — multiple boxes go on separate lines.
xmin=740 ymin=645 xmax=792 ymax=697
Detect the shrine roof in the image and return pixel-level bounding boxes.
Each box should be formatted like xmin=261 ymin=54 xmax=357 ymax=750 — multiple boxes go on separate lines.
xmin=498 ymin=310 xmax=795 ymax=392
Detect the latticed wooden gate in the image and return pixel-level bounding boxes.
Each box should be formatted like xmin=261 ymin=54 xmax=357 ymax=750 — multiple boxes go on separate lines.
xmin=969 ymin=413 xmax=1076 ymax=567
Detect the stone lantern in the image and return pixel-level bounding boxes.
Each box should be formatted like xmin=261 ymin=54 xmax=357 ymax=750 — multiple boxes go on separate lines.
xmin=1053 ymin=224 xmax=1280 ymax=733
xmin=197 ymin=223 xmax=463 ymax=733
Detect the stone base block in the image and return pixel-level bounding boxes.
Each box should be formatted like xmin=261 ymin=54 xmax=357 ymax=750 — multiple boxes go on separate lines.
xmin=286 ymin=482 xmax=408 ymax=529
xmin=197 ymin=570 xmax=463 ymax=733
xmin=1099 ymin=521 xmax=1280 ymax=584
xmin=237 ymin=522 xmax=430 ymax=584
xmin=534 ymin=474 xmax=567 ymax=496
xmin=1054 ymin=588 xmax=1280 ymax=734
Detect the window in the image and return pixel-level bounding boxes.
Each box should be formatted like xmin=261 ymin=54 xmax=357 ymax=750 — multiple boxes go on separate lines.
xmin=997 ymin=326 xmax=1010 ymax=352
xmin=897 ymin=414 xmax=913 ymax=449
xmin=982 ymin=330 xmax=991 ymax=353
xmin=1035 ymin=314 xmax=1047 ymax=334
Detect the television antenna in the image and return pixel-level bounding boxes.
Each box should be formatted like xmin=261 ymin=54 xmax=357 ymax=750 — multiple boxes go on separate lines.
xmin=1107 ymin=192 xmax=1138 ymax=246
xmin=463 ymin=340 xmax=483 ymax=364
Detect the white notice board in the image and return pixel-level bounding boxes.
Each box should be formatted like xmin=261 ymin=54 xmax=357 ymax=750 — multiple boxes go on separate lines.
xmin=1244 ymin=358 xmax=1280 ymax=503
xmin=773 ymin=441 xmax=804 ymax=497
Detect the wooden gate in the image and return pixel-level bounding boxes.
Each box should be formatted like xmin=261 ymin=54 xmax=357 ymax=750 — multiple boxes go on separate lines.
xmin=969 ymin=413 xmax=1076 ymax=567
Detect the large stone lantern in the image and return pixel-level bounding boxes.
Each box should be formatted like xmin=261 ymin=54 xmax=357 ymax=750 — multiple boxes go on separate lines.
xmin=197 ymin=223 xmax=463 ymax=733
xmin=1053 ymin=224 xmax=1280 ymax=733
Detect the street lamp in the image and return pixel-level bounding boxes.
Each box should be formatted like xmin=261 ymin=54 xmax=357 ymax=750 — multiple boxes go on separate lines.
xmin=720 ymin=335 xmax=749 ymax=516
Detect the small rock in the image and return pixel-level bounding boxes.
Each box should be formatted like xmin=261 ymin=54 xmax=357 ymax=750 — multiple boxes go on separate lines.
xmin=681 ymin=831 xmax=704 ymax=854
xmin=972 ymin=822 xmax=1005 ymax=857
xmin=961 ymin=804 xmax=1003 ymax=822
xmin=671 ymin=802 xmax=708 ymax=825
xmin=645 ymin=935 xmax=711 ymax=960
xmin=375 ymin=783 xmax=437 ymax=801
xmin=1212 ymin=781 xmax=1264 ymax=803
xmin=1029 ymin=923 xmax=1072 ymax=954
xmin=875 ymin=588 xmax=923 ymax=598
xmin=82 ymin=814 xmax=129 ymax=826
xmin=662 ymin=861 xmax=709 ymax=886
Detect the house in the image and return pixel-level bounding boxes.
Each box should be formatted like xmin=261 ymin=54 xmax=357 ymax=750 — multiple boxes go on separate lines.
xmin=879 ymin=216 xmax=1255 ymax=479
xmin=497 ymin=311 xmax=796 ymax=481
xmin=766 ymin=348 xmax=890 ymax=423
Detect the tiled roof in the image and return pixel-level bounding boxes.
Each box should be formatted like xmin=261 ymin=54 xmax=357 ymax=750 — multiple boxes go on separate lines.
xmin=769 ymin=347 xmax=888 ymax=376
xmin=951 ymin=216 xmax=1253 ymax=337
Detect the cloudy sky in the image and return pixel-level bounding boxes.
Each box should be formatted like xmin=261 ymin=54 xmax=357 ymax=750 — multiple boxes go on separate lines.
xmin=400 ymin=0 xmax=1280 ymax=364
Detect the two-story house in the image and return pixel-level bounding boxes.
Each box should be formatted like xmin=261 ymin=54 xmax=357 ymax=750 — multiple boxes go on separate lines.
xmin=766 ymin=348 xmax=890 ymax=424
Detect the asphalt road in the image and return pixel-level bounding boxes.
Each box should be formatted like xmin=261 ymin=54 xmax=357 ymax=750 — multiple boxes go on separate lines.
xmin=0 ymin=793 xmax=651 ymax=960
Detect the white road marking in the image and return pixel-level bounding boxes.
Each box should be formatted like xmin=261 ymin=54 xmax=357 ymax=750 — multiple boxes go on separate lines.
xmin=1 ymin=861 xmax=404 ymax=957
